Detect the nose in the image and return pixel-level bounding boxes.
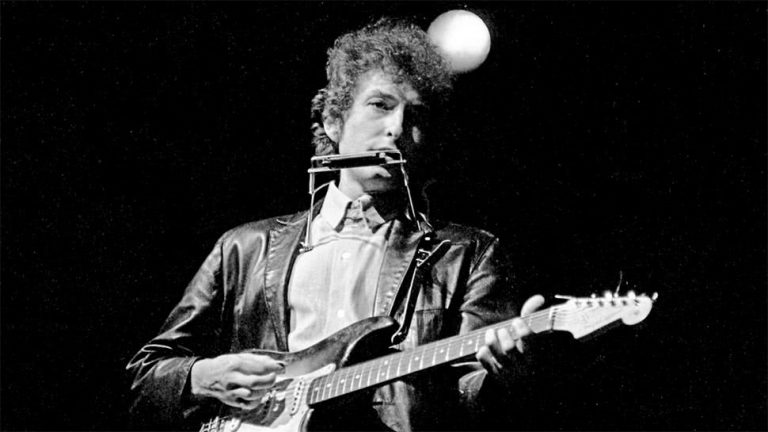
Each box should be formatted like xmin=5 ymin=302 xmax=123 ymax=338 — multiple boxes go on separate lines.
xmin=385 ymin=106 xmax=405 ymax=140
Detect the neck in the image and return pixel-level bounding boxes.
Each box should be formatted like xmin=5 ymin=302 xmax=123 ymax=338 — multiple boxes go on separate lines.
xmin=337 ymin=180 xmax=406 ymax=207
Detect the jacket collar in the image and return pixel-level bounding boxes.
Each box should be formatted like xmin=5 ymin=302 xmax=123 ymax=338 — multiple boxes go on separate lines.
xmin=375 ymin=217 xmax=425 ymax=316
xmin=264 ymin=209 xmax=312 ymax=351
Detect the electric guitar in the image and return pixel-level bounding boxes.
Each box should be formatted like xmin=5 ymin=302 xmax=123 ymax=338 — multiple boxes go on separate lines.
xmin=200 ymin=292 xmax=657 ymax=432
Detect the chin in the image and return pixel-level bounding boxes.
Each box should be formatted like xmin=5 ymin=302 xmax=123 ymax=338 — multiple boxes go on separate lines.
xmin=363 ymin=177 xmax=398 ymax=194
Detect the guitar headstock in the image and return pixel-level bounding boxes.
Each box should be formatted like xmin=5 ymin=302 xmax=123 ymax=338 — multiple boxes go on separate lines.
xmin=551 ymin=291 xmax=657 ymax=339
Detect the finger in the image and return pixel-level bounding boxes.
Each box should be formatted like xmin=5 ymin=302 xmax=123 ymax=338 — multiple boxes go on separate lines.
xmin=476 ymin=345 xmax=502 ymax=374
xmin=239 ymin=372 xmax=278 ymax=390
xmin=511 ymin=318 xmax=531 ymax=339
xmin=235 ymin=354 xmax=285 ymax=374
xmin=484 ymin=329 xmax=504 ymax=358
xmin=226 ymin=397 xmax=259 ymax=411
xmin=223 ymin=389 xmax=260 ymax=410
xmin=229 ymin=387 xmax=256 ymax=400
xmin=521 ymin=294 xmax=546 ymax=317
xmin=226 ymin=381 xmax=272 ymax=401
xmin=496 ymin=328 xmax=517 ymax=355
xmin=511 ymin=318 xmax=532 ymax=353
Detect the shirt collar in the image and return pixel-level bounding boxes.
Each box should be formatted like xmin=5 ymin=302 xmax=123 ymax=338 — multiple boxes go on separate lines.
xmin=319 ymin=182 xmax=401 ymax=231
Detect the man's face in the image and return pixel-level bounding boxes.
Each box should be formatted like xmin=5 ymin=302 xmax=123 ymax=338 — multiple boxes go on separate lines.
xmin=327 ymin=70 xmax=426 ymax=198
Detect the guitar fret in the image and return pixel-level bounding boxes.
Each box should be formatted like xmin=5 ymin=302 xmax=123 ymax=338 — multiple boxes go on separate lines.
xmin=329 ymin=375 xmax=338 ymax=399
xmin=315 ymin=376 xmax=325 ymax=403
xmin=347 ymin=369 xmax=355 ymax=393
xmin=310 ymin=379 xmax=320 ymax=404
xmin=449 ymin=341 xmax=458 ymax=360
xmin=351 ymin=367 xmax=362 ymax=393
xmin=345 ymin=369 xmax=354 ymax=394
xmin=366 ymin=362 xmax=371 ymax=387
xmin=339 ymin=373 xmax=346 ymax=397
xmin=322 ymin=375 xmax=332 ymax=401
xmin=342 ymin=370 xmax=350 ymax=394
xmin=382 ymin=358 xmax=390 ymax=381
xmin=381 ymin=361 xmax=387 ymax=382
xmin=312 ymin=376 xmax=322 ymax=403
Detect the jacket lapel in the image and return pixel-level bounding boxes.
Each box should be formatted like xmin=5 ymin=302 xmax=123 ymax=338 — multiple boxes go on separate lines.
xmin=375 ymin=218 xmax=424 ymax=316
xmin=263 ymin=211 xmax=308 ymax=351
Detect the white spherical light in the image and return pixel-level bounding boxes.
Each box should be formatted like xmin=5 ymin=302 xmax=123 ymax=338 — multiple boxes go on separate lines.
xmin=428 ymin=10 xmax=491 ymax=73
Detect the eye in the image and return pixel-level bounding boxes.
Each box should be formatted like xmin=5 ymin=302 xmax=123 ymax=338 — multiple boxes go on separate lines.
xmin=368 ymin=98 xmax=390 ymax=110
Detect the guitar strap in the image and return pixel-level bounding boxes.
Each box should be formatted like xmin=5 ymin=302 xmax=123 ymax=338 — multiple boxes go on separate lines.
xmin=388 ymin=232 xmax=451 ymax=345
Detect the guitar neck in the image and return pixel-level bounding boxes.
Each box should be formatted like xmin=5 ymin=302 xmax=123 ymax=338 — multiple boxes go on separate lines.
xmin=307 ymin=307 xmax=558 ymax=405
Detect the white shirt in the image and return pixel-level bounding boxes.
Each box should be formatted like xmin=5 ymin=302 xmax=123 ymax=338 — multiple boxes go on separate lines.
xmin=287 ymin=183 xmax=396 ymax=351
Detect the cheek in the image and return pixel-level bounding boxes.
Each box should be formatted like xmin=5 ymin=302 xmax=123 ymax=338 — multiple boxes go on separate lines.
xmin=339 ymin=119 xmax=376 ymax=150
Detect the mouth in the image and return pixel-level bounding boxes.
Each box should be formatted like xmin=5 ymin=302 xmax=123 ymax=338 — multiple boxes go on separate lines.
xmin=369 ymin=148 xmax=398 ymax=157
xmin=368 ymin=148 xmax=403 ymax=164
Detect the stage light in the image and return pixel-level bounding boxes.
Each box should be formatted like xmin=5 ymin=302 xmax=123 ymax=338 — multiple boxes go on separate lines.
xmin=428 ymin=10 xmax=491 ymax=73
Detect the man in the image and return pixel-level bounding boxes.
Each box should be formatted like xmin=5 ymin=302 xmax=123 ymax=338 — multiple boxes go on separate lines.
xmin=127 ymin=19 xmax=545 ymax=431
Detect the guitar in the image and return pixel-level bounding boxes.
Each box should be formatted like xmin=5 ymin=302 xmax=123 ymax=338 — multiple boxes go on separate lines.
xmin=200 ymin=292 xmax=657 ymax=432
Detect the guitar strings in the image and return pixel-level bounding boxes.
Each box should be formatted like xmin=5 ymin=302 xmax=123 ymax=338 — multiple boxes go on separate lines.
xmin=308 ymin=308 xmax=589 ymax=401
xmin=311 ymin=300 xmax=637 ymax=401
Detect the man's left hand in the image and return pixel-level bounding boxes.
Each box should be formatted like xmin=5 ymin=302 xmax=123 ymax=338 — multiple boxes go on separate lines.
xmin=476 ymin=294 xmax=546 ymax=376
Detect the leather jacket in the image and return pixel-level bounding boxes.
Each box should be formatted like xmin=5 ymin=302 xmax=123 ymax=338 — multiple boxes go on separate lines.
xmin=126 ymin=208 xmax=521 ymax=431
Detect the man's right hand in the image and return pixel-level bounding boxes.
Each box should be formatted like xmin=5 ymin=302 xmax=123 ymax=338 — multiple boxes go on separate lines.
xmin=190 ymin=353 xmax=285 ymax=410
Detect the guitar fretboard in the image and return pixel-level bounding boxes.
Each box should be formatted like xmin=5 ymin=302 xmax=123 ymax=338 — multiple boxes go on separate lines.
xmin=306 ymin=307 xmax=558 ymax=405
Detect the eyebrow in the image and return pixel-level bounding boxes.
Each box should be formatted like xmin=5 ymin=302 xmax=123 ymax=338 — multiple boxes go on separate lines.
xmin=365 ymin=89 xmax=423 ymax=105
xmin=366 ymin=90 xmax=398 ymax=100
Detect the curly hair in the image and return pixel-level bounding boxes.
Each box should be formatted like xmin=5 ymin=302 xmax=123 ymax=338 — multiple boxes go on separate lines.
xmin=311 ymin=18 xmax=454 ymax=156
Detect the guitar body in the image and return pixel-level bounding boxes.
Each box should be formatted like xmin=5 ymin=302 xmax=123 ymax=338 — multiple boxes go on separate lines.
xmin=203 ymin=316 xmax=399 ymax=432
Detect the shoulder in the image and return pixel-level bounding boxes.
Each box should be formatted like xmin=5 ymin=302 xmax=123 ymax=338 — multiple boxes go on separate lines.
xmin=432 ymin=220 xmax=498 ymax=248
xmin=429 ymin=220 xmax=512 ymax=278
xmin=430 ymin=220 xmax=504 ymax=267
xmin=215 ymin=209 xmax=308 ymax=246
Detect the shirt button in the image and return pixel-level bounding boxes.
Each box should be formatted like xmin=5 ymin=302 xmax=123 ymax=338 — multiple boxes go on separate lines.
xmin=341 ymin=252 xmax=351 ymax=261
xmin=336 ymin=309 xmax=346 ymax=318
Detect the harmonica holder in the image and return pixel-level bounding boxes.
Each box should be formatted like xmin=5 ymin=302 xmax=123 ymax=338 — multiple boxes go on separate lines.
xmin=299 ymin=150 xmax=425 ymax=253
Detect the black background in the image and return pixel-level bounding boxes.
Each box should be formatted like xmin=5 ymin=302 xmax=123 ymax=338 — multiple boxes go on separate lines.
xmin=2 ymin=2 xmax=766 ymax=431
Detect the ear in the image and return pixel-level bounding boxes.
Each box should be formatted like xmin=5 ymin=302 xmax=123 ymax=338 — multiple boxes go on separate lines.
xmin=323 ymin=117 xmax=341 ymax=143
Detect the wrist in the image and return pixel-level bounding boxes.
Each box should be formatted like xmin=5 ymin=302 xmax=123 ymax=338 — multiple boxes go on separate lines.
xmin=189 ymin=358 xmax=210 ymax=397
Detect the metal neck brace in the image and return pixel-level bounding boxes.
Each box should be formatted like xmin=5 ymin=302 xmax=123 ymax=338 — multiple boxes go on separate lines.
xmin=299 ymin=150 xmax=426 ymax=253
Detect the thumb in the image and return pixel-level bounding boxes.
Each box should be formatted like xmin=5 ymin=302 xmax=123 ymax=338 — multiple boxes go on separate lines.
xmin=521 ymin=294 xmax=546 ymax=317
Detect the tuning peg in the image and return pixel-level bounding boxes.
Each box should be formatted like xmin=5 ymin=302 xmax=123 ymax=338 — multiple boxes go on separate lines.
xmin=554 ymin=294 xmax=575 ymax=300
xmin=627 ymin=290 xmax=636 ymax=299
xmin=651 ymin=292 xmax=659 ymax=302
xmin=603 ymin=290 xmax=613 ymax=299
xmin=591 ymin=293 xmax=597 ymax=299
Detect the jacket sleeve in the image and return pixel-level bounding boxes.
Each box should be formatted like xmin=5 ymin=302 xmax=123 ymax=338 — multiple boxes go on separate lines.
xmin=125 ymin=237 xmax=229 ymax=430
xmin=453 ymin=236 xmax=540 ymax=428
